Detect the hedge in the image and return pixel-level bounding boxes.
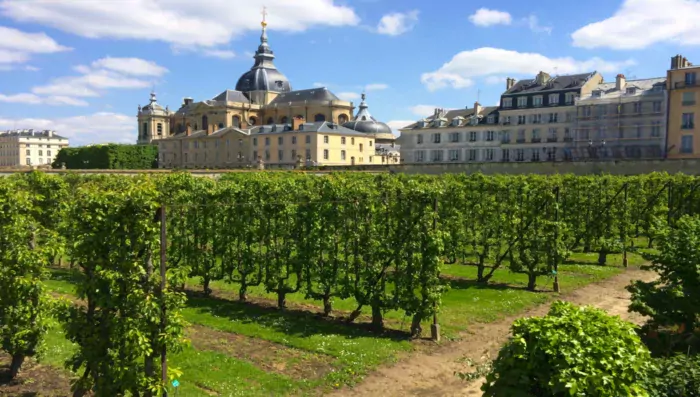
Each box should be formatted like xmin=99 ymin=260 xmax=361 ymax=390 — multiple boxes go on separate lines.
xmin=52 ymin=144 xmax=158 ymax=169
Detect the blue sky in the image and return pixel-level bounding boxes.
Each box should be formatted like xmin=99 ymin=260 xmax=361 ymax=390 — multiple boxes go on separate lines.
xmin=1 ymin=0 xmax=699 ymax=145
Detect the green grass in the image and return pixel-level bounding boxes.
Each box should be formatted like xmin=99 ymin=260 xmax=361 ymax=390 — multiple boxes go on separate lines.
xmin=42 ymin=252 xmax=636 ymax=396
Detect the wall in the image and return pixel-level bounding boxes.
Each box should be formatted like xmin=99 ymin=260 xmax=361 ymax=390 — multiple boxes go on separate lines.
xmin=667 ymin=67 xmax=700 ymax=158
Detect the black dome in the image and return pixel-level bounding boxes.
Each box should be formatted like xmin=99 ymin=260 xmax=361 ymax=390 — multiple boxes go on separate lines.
xmin=235 ymin=21 xmax=291 ymax=93
xmin=343 ymin=93 xmax=395 ymax=141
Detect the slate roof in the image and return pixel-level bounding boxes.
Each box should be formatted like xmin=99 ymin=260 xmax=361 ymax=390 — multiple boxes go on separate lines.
xmin=267 ymin=87 xmax=341 ymax=105
xmin=0 ymin=129 xmax=68 ymax=140
xmin=503 ymin=72 xmax=596 ymax=95
xmin=251 ymin=121 xmax=367 ymax=136
xmin=401 ymin=106 xmax=500 ymax=130
xmin=578 ymin=77 xmax=667 ymax=102
xmin=212 ymin=90 xmax=250 ymax=103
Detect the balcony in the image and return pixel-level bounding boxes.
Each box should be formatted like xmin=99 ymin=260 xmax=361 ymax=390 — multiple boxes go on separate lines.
xmin=531 ymin=138 xmax=542 ymax=143
xmin=563 ymin=137 xmax=574 ymax=142
xmin=516 ymin=138 xmax=526 ymax=144
xmin=675 ymin=81 xmax=697 ymax=89
xmin=547 ymin=137 xmax=558 ymax=143
xmin=682 ymin=123 xmax=695 ymax=130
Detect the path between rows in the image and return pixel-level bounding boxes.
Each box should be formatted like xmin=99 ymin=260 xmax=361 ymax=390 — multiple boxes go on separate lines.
xmin=331 ymin=268 xmax=656 ymax=397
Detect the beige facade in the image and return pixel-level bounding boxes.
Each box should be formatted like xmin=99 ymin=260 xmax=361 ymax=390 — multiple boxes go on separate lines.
xmin=667 ymin=54 xmax=700 ymax=158
xmin=0 ymin=129 xmax=69 ymax=167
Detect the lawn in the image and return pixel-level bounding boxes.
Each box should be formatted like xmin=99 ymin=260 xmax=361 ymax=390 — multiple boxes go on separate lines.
xmin=32 ymin=246 xmax=649 ymax=397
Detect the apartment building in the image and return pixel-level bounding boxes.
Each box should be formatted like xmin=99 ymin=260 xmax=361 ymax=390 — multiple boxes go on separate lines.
xmin=0 ymin=129 xmax=69 ymax=167
xmin=499 ymin=71 xmax=603 ymax=162
xmin=574 ymin=74 xmax=667 ymax=160
xmin=398 ymin=102 xmax=501 ymax=164
xmin=667 ymin=54 xmax=700 ymax=158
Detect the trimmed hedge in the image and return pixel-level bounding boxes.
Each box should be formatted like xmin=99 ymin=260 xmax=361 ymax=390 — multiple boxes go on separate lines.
xmin=53 ymin=144 xmax=158 ymax=169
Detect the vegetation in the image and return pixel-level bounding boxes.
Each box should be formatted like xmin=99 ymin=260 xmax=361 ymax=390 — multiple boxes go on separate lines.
xmin=52 ymin=144 xmax=158 ymax=169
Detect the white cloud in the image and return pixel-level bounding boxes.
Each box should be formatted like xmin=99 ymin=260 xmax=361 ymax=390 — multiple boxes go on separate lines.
xmin=312 ymin=82 xmax=327 ymax=88
xmin=364 ymin=83 xmax=389 ymax=91
xmin=377 ymin=10 xmax=419 ymax=36
xmin=90 ymin=57 xmax=168 ymax=76
xmin=202 ymin=49 xmax=236 ymax=59
xmin=243 ymin=51 xmax=255 ymax=59
xmin=0 ymin=26 xmax=70 ymax=66
xmin=0 ymin=0 xmax=359 ymax=48
xmin=525 ymin=15 xmax=552 ymax=35
xmin=468 ymin=8 xmax=512 ymax=27
xmin=0 ymin=112 xmax=135 ymax=145
xmin=0 ymin=93 xmax=88 ymax=106
xmin=24 ymin=65 xmax=40 ymax=71
xmin=485 ymin=75 xmax=505 ymax=85
xmin=421 ymin=47 xmax=635 ymax=91
xmin=337 ymin=91 xmax=361 ymax=101
xmin=572 ymin=0 xmax=700 ymax=49
xmin=410 ymin=105 xmax=441 ymax=117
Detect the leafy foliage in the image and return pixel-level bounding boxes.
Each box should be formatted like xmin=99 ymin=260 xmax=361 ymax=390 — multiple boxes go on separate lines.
xmin=641 ymin=354 xmax=700 ymax=397
xmin=52 ymin=144 xmax=158 ymax=169
xmin=482 ymin=301 xmax=652 ymax=397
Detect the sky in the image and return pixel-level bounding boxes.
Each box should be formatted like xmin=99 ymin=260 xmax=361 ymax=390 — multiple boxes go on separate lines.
xmin=1 ymin=0 xmax=700 ymax=146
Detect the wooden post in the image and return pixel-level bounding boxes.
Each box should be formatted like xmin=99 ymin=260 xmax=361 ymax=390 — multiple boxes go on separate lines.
xmin=430 ymin=197 xmax=441 ymax=342
xmin=160 ymin=205 xmax=168 ymax=397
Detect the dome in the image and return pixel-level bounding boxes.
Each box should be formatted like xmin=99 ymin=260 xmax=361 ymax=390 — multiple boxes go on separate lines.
xmin=235 ymin=20 xmax=291 ymax=93
xmin=342 ymin=93 xmax=395 ymax=143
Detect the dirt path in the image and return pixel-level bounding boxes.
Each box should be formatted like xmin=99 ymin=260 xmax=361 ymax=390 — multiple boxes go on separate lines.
xmin=331 ymin=268 xmax=656 ymax=397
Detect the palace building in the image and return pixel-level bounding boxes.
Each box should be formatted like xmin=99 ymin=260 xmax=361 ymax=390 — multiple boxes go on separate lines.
xmin=140 ymin=12 xmax=397 ymax=168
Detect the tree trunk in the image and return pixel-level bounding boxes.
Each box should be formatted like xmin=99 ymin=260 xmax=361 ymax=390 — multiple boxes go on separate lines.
xmin=410 ymin=314 xmax=423 ymax=338
xmin=371 ymin=304 xmax=383 ymax=330
xmin=583 ymin=241 xmax=592 ymax=253
xmin=203 ymin=276 xmax=212 ymax=296
xmin=277 ymin=291 xmax=287 ymax=309
xmin=9 ymin=354 xmax=24 ymax=379
xmin=323 ymin=295 xmax=332 ymax=316
xmin=476 ymin=255 xmax=487 ymax=283
xmin=647 ymin=238 xmax=654 ymax=249
xmin=527 ymin=274 xmax=537 ymax=291
xmin=597 ymin=250 xmax=608 ymax=266
xmin=239 ymin=283 xmax=248 ymax=302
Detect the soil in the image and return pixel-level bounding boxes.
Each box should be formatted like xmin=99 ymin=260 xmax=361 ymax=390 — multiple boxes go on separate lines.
xmin=330 ymin=267 xmax=656 ymax=397
xmin=187 ymin=325 xmax=336 ymax=380
xmin=0 ymin=352 xmax=74 ymax=397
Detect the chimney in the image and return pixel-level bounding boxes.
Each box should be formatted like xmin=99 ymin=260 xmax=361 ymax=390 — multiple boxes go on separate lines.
xmin=183 ymin=97 xmax=193 ymax=106
xmin=47 ymin=130 xmax=53 ymax=138
xmin=506 ymin=77 xmax=515 ymax=90
xmin=536 ymin=71 xmax=551 ymax=85
xmin=616 ymin=74 xmax=626 ymax=91
xmin=292 ymin=116 xmax=304 ymax=131
xmin=474 ymin=101 xmax=483 ymax=115
xmin=186 ymin=124 xmax=192 ymax=136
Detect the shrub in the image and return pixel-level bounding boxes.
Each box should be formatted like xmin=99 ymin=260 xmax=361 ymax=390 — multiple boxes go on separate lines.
xmin=482 ymin=301 xmax=651 ymax=397
xmin=52 ymin=144 xmax=158 ymax=169
xmin=641 ymin=354 xmax=700 ymax=397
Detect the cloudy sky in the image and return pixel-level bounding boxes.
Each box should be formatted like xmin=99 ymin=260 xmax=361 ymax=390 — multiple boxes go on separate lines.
xmin=0 ymin=0 xmax=698 ymax=145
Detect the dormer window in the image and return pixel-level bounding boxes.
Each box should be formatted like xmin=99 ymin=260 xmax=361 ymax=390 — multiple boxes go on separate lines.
xmin=653 ymin=85 xmax=664 ymax=92
xmin=626 ymin=87 xmax=636 ymax=95
xmin=533 ymin=96 xmax=543 ymax=107
xmin=592 ymin=90 xmax=602 ymax=97
xmin=487 ymin=115 xmax=494 ymax=124
xmin=418 ymin=120 xmax=426 ymax=128
xmin=451 ymin=119 xmax=460 ymax=127
xmin=548 ymin=93 xmax=559 ymax=105
xmin=517 ymin=97 xmax=527 ymax=108
xmin=502 ymin=98 xmax=513 ymax=108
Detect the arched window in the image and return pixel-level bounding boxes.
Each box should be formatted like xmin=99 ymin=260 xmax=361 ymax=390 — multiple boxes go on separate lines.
xmin=281 ymin=116 xmax=288 ymax=124
xmin=218 ymin=122 xmax=224 ymax=129
xmin=248 ymin=117 xmax=257 ymax=126
xmin=232 ymin=115 xmax=241 ymax=128
xmin=267 ymin=117 xmax=274 ymax=125
xmin=338 ymin=114 xmax=349 ymax=124
xmin=202 ymin=115 xmax=209 ymax=131
xmin=314 ymin=114 xmax=326 ymax=122
xmin=361 ymin=116 xmax=367 ymax=121
xmin=194 ymin=123 xmax=198 ymax=130
xmin=157 ymin=123 xmax=163 ymax=135
xmin=142 ymin=122 xmax=148 ymax=137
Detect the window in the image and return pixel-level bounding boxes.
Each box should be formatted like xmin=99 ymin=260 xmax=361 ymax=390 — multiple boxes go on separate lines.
xmin=502 ymin=149 xmax=510 ymax=161
xmin=531 ymin=114 xmax=542 ymax=124
xmin=142 ymin=122 xmax=148 ymax=137
xmin=267 ymin=117 xmax=274 ymax=125
xmin=532 ymin=149 xmax=540 ymax=162
xmin=486 ymin=131 xmax=494 ymax=141
xmin=323 ymin=135 xmax=329 ymax=144
xmin=469 ymin=131 xmax=478 ymax=142
xmin=487 ymin=115 xmax=494 ymax=124
xmin=548 ymin=93 xmax=559 ymax=105
xmin=184 ymin=153 xmax=189 ymax=162
xmin=685 ymin=72 xmax=697 ymax=86
xmin=449 ymin=132 xmax=460 ymax=143
xmin=636 ymin=124 xmax=643 ymax=138
xmin=549 ymin=113 xmax=558 ymax=123
xmin=468 ymin=149 xmax=477 ymax=161
xmin=218 ymin=122 xmax=224 ymax=129
xmin=681 ymin=135 xmax=694 ymax=154
xmin=533 ymin=96 xmax=543 ymax=107
xmin=518 ymin=115 xmax=526 ymax=125
xmin=314 ymin=114 xmax=326 ymax=122
xmin=280 ymin=116 xmax=288 ymax=124
xmin=634 ymin=102 xmax=642 ymax=113
xmin=265 ymin=150 xmax=270 ymax=161
xmin=502 ymin=116 xmax=511 ymax=124
xmin=278 ymin=150 xmax=283 ymax=161
xmin=351 ymin=138 xmax=355 ymax=145
xmin=484 ymin=148 xmax=494 ymax=161
xmin=501 ymin=131 xmax=511 ymax=143
xmin=516 ymin=149 xmax=524 ymax=161
xmin=253 ymin=137 xmax=258 ymax=146
xmin=26 ymin=158 xmax=31 ymax=165
xmin=253 ymin=150 xmax=258 ymax=160
xmin=651 ymin=121 xmax=661 ymax=137
xmin=592 ymin=90 xmax=602 ymax=98
xmin=415 ymin=150 xmax=425 ymax=162
xmin=341 ymin=137 xmax=346 ymax=144
xmin=305 ymin=135 xmax=311 ymax=144
xmin=517 ymin=97 xmax=527 ymax=107
xmin=531 ymin=129 xmax=540 ymax=142
xmin=684 ymin=92 xmax=696 ymax=106
xmin=583 ymin=106 xmax=592 ymax=117
xmin=47 ymin=150 xmax=51 ymax=156
xmin=322 ymin=149 xmax=329 ymax=160
xmin=359 ymin=143 xmax=363 ymax=152
xmin=417 ymin=134 xmax=423 ymax=144
xmin=626 ymin=87 xmax=637 ymax=95
xmin=341 ymin=150 xmax=346 ymax=160
xmin=596 ymin=105 xmax=607 ymax=117
xmin=682 ymin=113 xmax=695 ymax=129
xmin=265 ymin=137 xmax=270 ymax=146
xmin=292 ymin=136 xmax=297 ymax=144
xmin=547 ymin=148 xmax=557 ymax=161
xmin=305 ymin=149 xmax=311 ymax=160
xmin=431 ymin=150 xmax=443 ymax=162
xmin=548 ymin=128 xmax=558 ymax=142
xmin=202 ymin=115 xmax=209 ymax=131
xmin=502 ymin=98 xmax=513 ymax=108
xmin=432 ymin=133 xmax=441 ymax=143
xmin=278 ymin=137 xmax=283 ymax=145
xmin=517 ymin=129 xmax=525 ymax=143
xmin=291 ymin=149 xmax=297 ymax=160
xmin=25 ymin=149 xmax=30 ymax=155
xmin=448 ymin=149 xmax=460 ymax=161
xmin=652 ymin=101 xmax=662 ymax=112
xmin=232 ymin=115 xmax=241 ymax=128
xmin=157 ymin=123 xmax=163 ymax=135
xmin=369 ymin=141 xmax=373 ymax=147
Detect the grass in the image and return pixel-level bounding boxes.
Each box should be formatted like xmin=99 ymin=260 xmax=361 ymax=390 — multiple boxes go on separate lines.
xmin=39 ymin=247 xmax=643 ymax=396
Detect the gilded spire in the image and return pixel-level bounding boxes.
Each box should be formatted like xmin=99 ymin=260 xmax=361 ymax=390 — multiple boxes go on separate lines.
xmin=261 ymin=6 xmax=268 ymax=28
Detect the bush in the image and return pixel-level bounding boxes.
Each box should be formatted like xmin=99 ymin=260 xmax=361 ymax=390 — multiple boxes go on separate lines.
xmin=52 ymin=144 xmax=158 ymax=169
xmin=641 ymin=354 xmax=700 ymax=397
xmin=482 ymin=301 xmax=651 ymax=397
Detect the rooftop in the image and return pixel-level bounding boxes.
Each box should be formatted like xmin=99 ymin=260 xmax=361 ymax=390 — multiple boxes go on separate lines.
xmin=267 ymin=87 xmax=341 ymax=105
xmin=0 ymin=129 xmax=68 ymax=140
xmin=401 ymin=105 xmax=500 ymax=130
xmin=504 ymin=72 xmax=597 ymax=95
xmin=579 ymin=77 xmax=666 ymax=102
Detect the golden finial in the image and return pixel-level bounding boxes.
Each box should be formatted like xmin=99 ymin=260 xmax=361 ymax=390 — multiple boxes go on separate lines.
xmin=261 ymin=6 xmax=268 ymax=28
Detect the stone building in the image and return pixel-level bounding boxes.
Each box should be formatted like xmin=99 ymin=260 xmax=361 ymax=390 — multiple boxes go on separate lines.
xmin=0 ymin=129 xmax=69 ymax=167
xmin=573 ymin=74 xmax=667 ymax=160
xmin=667 ymin=54 xmax=700 ymax=158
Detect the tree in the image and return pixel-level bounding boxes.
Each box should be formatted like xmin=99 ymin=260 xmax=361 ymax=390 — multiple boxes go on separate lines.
xmin=482 ymin=301 xmax=652 ymax=397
